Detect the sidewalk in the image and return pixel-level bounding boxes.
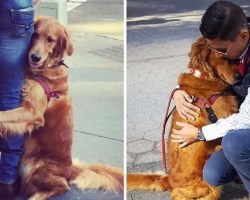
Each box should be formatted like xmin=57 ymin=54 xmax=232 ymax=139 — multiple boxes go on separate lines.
xmin=16 ymin=0 xmax=124 ymax=199
xmin=127 ymin=0 xmax=250 ymax=199
xmin=67 ymin=0 xmax=124 ymax=169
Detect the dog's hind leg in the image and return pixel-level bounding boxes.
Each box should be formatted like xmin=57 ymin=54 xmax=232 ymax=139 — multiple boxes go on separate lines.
xmin=171 ymin=182 xmax=221 ymax=200
xmin=127 ymin=173 xmax=170 ymax=191
xmin=25 ymin=168 xmax=70 ymax=200
xmin=27 ymin=176 xmax=70 ymax=200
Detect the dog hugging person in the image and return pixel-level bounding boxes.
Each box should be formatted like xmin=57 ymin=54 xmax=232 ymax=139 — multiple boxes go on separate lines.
xmin=0 ymin=0 xmax=37 ymax=199
xmin=172 ymin=0 xmax=250 ymax=193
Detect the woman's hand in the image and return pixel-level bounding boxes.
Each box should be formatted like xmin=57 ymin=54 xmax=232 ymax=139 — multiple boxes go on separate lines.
xmin=173 ymin=90 xmax=200 ymax=120
xmin=171 ymin=122 xmax=199 ymax=148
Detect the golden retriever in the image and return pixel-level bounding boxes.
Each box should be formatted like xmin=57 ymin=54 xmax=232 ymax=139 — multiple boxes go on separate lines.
xmin=127 ymin=37 xmax=240 ymax=200
xmin=0 ymin=16 xmax=123 ymax=200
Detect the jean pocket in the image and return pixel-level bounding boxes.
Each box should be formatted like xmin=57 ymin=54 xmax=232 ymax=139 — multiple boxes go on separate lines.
xmin=11 ymin=7 xmax=34 ymax=38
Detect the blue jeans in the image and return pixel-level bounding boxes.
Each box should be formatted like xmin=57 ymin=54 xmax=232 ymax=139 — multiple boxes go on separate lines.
xmin=0 ymin=0 xmax=34 ymax=184
xmin=203 ymin=129 xmax=250 ymax=193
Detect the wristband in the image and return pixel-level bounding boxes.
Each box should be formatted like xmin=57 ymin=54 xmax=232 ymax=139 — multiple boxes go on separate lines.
xmin=196 ymin=128 xmax=206 ymax=141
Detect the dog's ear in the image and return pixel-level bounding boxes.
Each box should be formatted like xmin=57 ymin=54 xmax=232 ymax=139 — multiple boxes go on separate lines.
xmin=188 ymin=37 xmax=210 ymax=68
xmin=61 ymin=27 xmax=73 ymax=56
xmin=34 ymin=16 xmax=42 ymax=30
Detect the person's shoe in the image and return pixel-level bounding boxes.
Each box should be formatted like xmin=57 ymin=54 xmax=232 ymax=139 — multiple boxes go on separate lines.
xmin=0 ymin=180 xmax=20 ymax=200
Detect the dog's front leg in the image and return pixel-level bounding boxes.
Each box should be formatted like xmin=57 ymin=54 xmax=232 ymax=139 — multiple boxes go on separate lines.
xmin=0 ymin=121 xmax=36 ymax=136
xmin=0 ymin=100 xmax=47 ymax=136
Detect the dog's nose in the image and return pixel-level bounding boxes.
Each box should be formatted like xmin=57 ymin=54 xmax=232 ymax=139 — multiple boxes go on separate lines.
xmin=234 ymin=72 xmax=243 ymax=81
xmin=31 ymin=53 xmax=41 ymax=62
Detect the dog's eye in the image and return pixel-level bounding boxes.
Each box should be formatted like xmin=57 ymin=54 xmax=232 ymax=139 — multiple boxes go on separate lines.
xmin=47 ymin=36 xmax=54 ymax=43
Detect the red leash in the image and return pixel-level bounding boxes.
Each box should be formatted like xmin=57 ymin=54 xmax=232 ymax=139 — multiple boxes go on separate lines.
xmin=161 ymin=88 xmax=179 ymax=173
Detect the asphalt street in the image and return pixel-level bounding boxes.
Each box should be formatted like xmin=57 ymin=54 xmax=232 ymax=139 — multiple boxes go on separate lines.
xmin=127 ymin=0 xmax=250 ymax=200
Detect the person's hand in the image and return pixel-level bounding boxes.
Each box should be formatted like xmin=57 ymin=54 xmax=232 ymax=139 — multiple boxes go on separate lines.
xmin=171 ymin=122 xmax=199 ymax=148
xmin=173 ymin=90 xmax=200 ymax=120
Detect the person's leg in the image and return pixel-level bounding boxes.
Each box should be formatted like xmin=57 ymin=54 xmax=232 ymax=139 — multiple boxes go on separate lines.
xmin=0 ymin=3 xmax=34 ymax=199
xmin=0 ymin=92 xmax=24 ymax=184
xmin=0 ymin=92 xmax=24 ymax=200
xmin=222 ymin=129 xmax=250 ymax=193
xmin=203 ymin=149 xmax=237 ymax=186
xmin=0 ymin=0 xmax=34 ymax=181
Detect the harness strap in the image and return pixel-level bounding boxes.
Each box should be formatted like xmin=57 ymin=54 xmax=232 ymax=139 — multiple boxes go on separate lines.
xmin=208 ymin=94 xmax=221 ymax=105
xmin=192 ymin=94 xmax=221 ymax=108
xmin=34 ymin=76 xmax=60 ymax=99
xmin=205 ymin=107 xmax=218 ymax=123
xmin=192 ymin=94 xmax=221 ymax=123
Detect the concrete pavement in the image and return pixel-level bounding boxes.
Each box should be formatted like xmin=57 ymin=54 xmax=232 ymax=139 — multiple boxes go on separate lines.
xmin=127 ymin=0 xmax=250 ymax=199
xmin=68 ymin=0 xmax=124 ymax=167
xmin=16 ymin=0 xmax=124 ymax=199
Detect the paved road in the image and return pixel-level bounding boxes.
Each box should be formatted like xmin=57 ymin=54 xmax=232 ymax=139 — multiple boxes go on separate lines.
xmin=127 ymin=0 xmax=250 ymax=199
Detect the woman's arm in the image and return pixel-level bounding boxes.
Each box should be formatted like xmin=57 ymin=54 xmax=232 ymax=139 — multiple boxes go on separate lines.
xmin=172 ymin=88 xmax=250 ymax=147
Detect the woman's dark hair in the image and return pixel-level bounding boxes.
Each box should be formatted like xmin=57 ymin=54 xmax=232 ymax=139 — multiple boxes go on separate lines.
xmin=200 ymin=1 xmax=247 ymax=41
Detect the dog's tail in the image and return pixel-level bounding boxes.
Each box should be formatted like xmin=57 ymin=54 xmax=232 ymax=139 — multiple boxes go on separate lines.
xmin=70 ymin=159 xmax=123 ymax=194
xmin=127 ymin=173 xmax=171 ymax=191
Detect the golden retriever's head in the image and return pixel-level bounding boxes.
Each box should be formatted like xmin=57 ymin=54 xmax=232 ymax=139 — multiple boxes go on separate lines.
xmin=28 ymin=16 xmax=73 ymax=68
xmin=188 ymin=37 xmax=242 ymax=85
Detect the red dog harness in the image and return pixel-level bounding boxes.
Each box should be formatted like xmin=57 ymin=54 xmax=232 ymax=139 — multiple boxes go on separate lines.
xmin=31 ymin=61 xmax=69 ymax=99
xmin=33 ymin=76 xmax=61 ymax=99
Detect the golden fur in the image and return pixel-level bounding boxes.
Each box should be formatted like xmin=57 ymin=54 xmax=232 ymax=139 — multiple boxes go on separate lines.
xmin=127 ymin=37 xmax=240 ymax=200
xmin=0 ymin=16 xmax=123 ymax=200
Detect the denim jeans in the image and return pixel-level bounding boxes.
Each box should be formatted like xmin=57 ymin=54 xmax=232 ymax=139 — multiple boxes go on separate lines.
xmin=0 ymin=0 xmax=34 ymax=184
xmin=203 ymin=129 xmax=250 ymax=193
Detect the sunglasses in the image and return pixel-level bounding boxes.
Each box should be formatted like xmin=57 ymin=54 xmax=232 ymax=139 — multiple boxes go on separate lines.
xmin=206 ymin=42 xmax=234 ymax=56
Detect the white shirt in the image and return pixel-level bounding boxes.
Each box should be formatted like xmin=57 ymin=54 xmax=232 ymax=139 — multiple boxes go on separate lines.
xmin=202 ymin=88 xmax=250 ymax=141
